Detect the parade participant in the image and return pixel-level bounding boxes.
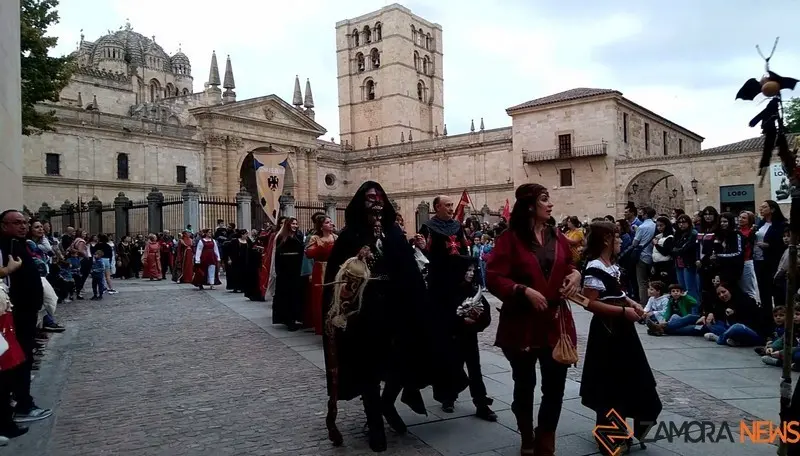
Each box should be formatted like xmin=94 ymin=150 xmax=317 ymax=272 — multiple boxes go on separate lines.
xmin=272 ymin=218 xmax=305 ymax=331
xmin=172 ymin=231 xmax=194 ymax=283
xmin=579 ymin=221 xmax=661 ymax=454
xmin=305 ymin=215 xmax=337 ymax=336
xmin=244 ymin=229 xmax=271 ymax=301
xmin=225 ymin=230 xmax=250 ymax=293
xmin=192 ymin=229 xmax=221 ymax=290
xmin=485 ymin=183 xmax=582 ymax=456
xmin=417 ymin=195 xmax=472 ymax=413
xmin=322 ymin=181 xmax=430 ymax=453
xmin=141 ymin=234 xmax=162 ymax=280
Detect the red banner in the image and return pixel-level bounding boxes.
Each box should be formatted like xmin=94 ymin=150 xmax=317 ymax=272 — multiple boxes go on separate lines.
xmin=502 ymin=199 xmax=511 ymax=222
xmin=454 ymin=190 xmax=472 ymax=223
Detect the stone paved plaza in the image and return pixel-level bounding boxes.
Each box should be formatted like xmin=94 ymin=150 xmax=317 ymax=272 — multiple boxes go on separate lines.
xmin=6 ymin=279 xmax=793 ymax=456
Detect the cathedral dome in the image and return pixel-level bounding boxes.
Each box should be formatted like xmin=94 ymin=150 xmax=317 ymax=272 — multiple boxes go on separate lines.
xmin=88 ymin=28 xmax=172 ymax=72
xmin=171 ymin=51 xmax=190 ymax=66
xmin=170 ymin=50 xmax=192 ymax=76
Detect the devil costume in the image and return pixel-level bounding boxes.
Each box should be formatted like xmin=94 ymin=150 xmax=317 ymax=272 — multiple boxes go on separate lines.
xmin=322 ymin=181 xmax=431 ymax=453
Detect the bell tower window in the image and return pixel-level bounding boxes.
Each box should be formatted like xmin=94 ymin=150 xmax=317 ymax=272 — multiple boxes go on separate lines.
xmin=422 ymin=56 xmax=429 ymax=75
xmin=375 ymin=22 xmax=382 ymax=41
xmin=364 ymin=79 xmax=375 ymax=101
xmin=356 ymin=53 xmax=365 ymax=72
xmin=364 ymin=26 xmax=372 ymax=44
xmin=370 ymin=48 xmax=380 ymax=69
xmin=353 ymin=29 xmax=360 ymax=47
xmin=417 ymin=80 xmax=426 ymax=102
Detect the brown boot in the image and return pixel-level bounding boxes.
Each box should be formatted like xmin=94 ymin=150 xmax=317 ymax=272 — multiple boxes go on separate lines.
xmin=533 ymin=428 xmax=556 ymax=456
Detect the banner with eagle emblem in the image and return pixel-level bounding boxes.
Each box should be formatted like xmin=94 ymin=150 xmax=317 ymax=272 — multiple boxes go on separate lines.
xmin=253 ymin=154 xmax=288 ymax=224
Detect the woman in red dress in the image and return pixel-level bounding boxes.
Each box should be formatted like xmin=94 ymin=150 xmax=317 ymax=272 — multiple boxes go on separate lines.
xmin=192 ymin=229 xmax=221 ymax=290
xmin=173 ymin=231 xmax=194 ymax=283
xmin=305 ymin=215 xmax=338 ymax=335
xmin=485 ymin=183 xmax=582 ymax=456
xmin=142 ymin=234 xmax=162 ymax=280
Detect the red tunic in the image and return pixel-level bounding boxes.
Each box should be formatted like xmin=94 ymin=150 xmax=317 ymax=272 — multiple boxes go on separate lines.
xmin=177 ymin=235 xmax=194 ymax=283
xmin=486 ymin=229 xmax=577 ymax=350
xmin=305 ymin=234 xmax=336 ymax=336
xmin=192 ymin=239 xmax=219 ymax=286
xmin=259 ymin=233 xmax=276 ymax=298
xmin=142 ymin=241 xmax=161 ymax=279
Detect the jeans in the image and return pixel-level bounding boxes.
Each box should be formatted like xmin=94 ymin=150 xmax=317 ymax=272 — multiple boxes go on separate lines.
xmin=739 ymin=260 xmax=761 ymax=303
xmin=636 ymin=260 xmax=652 ymax=306
xmin=717 ymin=323 xmax=764 ymax=346
xmin=92 ymin=275 xmax=106 ymax=296
xmin=503 ymin=346 xmax=568 ymax=433
xmin=664 ymin=314 xmax=703 ymax=336
xmin=675 ymin=266 xmax=700 ymax=305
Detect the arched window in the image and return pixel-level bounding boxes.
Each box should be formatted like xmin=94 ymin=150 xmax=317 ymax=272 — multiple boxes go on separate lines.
xmin=370 ymin=48 xmax=380 ymax=69
xmin=166 ymin=83 xmax=175 ymax=98
xmin=149 ymin=78 xmax=161 ymax=102
xmin=364 ymin=79 xmax=375 ymax=101
xmin=417 ymin=81 xmax=425 ymax=102
xmin=422 ymin=55 xmax=429 ymax=75
xmin=353 ymin=29 xmax=360 ymax=47
xmin=182 ymin=88 xmax=189 ymax=96
xmin=411 ymin=26 xmax=417 ymax=44
xmin=413 ymin=51 xmax=419 ymax=70
xmin=375 ymin=22 xmax=382 ymax=41
xmin=117 ymin=153 xmax=129 ymax=180
xmin=356 ymin=52 xmax=365 ymax=72
xmin=418 ymin=28 xmax=424 ymax=46
xmin=364 ymin=25 xmax=372 ymax=44
xmin=426 ymin=33 xmax=432 ymax=50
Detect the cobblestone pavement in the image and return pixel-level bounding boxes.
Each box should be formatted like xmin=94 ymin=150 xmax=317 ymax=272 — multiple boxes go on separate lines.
xmin=8 ymin=286 xmax=440 ymax=456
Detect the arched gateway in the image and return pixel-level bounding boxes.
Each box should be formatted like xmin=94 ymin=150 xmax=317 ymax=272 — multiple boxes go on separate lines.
xmin=624 ymin=169 xmax=687 ymax=216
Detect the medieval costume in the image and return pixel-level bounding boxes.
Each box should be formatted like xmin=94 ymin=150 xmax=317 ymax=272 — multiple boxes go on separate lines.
xmin=115 ymin=239 xmax=132 ymax=279
xmin=322 ymin=181 xmax=431 ymax=453
xmin=172 ymin=233 xmax=194 ymax=283
xmin=192 ymin=238 xmax=221 ymax=289
xmin=245 ymin=231 xmax=271 ymax=301
xmin=581 ymin=259 xmax=662 ymax=453
xmin=272 ymin=231 xmax=304 ymax=330
xmin=130 ymin=237 xmax=145 ymax=278
xmin=305 ymin=233 xmax=337 ymax=335
xmin=159 ymin=236 xmax=173 ymax=280
xmin=142 ymin=238 xmax=162 ymax=280
xmin=225 ymin=233 xmax=251 ymax=292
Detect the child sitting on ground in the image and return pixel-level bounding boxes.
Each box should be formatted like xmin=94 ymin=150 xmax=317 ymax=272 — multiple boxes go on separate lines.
xmin=647 ymin=283 xmax=698 ymax=336
xmin=760 ymin=303 xmax=800 ymax=370
xmin=642 ymin=281 xmax=669 ymax=328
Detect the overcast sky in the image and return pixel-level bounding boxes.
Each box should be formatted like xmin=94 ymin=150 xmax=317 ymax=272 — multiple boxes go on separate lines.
xmin=49 ymin=0 xmax=800 ymax=148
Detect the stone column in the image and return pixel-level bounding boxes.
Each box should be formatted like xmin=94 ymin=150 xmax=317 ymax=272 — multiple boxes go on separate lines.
xmin=0 ymin=0 xmax=23 ymax=211
xmin=147 ymin=187 xmax=164 ymax=234
xmin=323 ymin=196 xmax=337 ymax=221
xmin=113 ymin=192 xmax=130 ymax=241
xmin=306 ymin=149 xmax=319 ymax=201
xmin=416 ymin=201 xmax=430 ymax=231
xmin=279 ymin=194 xmax=296 ymax=218
xmin=37 ymin=202 xmax=51 ymax=222
xmin=61 ymin=200 xmax=75 ymax=229
xmin=181 ymin=182 xmax=200 ymax=232
xmin=87 ymin=196 xmax=103 ymax=235
xmin=236 ymin=186 xmax=252 ymax=232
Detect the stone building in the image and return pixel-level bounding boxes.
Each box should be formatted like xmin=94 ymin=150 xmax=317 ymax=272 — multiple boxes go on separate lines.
xmin=22 ymin=4 xmax=775 ymax=229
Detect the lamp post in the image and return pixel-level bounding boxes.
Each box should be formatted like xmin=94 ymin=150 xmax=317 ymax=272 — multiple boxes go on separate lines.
xmin=672 ymin=188 xmax=678 ymax=198
xmin=632 ymin=182 xmax=639 ymax=194
xmin=690 ymin=178 xmax=698 ymax=194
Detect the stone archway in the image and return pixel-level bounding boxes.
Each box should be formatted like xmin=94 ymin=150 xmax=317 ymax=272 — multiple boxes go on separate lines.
xmin=625 ymin=169 xmax=686 ymax=216
xmin=240 ymin=148 xmax=296 ymax=228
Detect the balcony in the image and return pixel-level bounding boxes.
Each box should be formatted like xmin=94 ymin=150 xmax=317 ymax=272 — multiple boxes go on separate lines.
xmin=523 ymin=142 xmax=608 ymax=164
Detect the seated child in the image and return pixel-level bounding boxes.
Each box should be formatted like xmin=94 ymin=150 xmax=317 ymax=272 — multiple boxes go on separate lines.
xmin=648 ymin=283 xmax=698 ymax=336
xmin=761 ymin=304 xmax=800 ymax=370
xmin=642 ymin=281 xmax=669 ymax=327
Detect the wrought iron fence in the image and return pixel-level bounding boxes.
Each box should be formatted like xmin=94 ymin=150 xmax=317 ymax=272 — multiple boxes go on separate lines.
xmin=335 ymin=208 xmax=345 ymax=229
xmin=294 ymin=201 xmax=326 ymax=231
xmin=199 ymin=195 xmax=236 ymax=231
xmin=127 ymin=200 xmax=149 ymax=238
xmin=162 ymin=196 xmax=184 ymax=234
xmin=100 ymin=204 xmax=115 ymax=237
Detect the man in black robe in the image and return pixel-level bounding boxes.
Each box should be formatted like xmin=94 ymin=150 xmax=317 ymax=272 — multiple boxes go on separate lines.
xmin=418 ymin=195 xmax=496 ymax=420
xmin=322 ymin=181 xmax=431 ymax=453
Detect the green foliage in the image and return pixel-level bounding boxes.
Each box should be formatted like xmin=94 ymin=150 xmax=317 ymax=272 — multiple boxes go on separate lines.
xmin=786 ymin=97 xmax=800 ymax=135
xmin=20 ymin=0 xmax=75 ymax=135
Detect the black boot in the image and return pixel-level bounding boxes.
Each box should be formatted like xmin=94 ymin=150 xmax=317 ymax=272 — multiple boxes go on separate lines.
xmin=381 ymin=382 xmax=407 ymax=434
xmin=363 ymin=393 xmax=387 ymax=452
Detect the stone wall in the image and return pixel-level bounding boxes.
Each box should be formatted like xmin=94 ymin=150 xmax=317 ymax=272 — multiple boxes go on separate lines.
xmin=0 ymin=0 xmax=22 ymax=211
xmin=616 ymin=99 xmax=703 ymax=160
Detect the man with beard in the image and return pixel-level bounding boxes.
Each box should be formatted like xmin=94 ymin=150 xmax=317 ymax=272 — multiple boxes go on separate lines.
xmin=321 ymin=181 xmax=431 ymax=453
xmin=417 ymin=195 xmax=497 ymax=420
xmin=0 ymin=210 xmax=52 ymax=433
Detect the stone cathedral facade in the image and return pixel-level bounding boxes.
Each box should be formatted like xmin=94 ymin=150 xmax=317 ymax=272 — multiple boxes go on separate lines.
xmin=23 ymin=4 xmax=772 ymax=228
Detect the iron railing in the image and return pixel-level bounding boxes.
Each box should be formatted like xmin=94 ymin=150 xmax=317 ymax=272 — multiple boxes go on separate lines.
xmin=523 ymin=142 xmax=608 ymax=163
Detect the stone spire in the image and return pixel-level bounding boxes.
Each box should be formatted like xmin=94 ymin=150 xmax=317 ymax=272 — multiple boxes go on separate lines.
xmin=292 ymin=75 xmax=303 ymax=107
xmin=434 ymin=125 xmax=439 ymax=137
xmin=77 ymin=91 xmax=83 ymax=107
xmin=480 ymin=118 xmax=485 ymax=131
xmin=208 ymin=51 xmax=221 ymax=86
xmin=470 ymin=119 xmax=475 ymax=132
xmin=304 ymin=79 xmax=314 ymax=109
xmin=443 ymin=124 xmax=448 ymax=136
xmin=222 ymin=55 xmax=236 ymax=103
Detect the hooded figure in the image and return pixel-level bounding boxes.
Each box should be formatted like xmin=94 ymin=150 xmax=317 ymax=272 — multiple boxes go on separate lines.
xmin=321 ymin=181 xmax=431 ymax=453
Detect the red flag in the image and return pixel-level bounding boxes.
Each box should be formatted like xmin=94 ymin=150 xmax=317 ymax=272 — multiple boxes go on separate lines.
xmin=502 ymin=199 xmax=511 ymax=222
xmin=454 ymin=190 xmax=472 ymax=222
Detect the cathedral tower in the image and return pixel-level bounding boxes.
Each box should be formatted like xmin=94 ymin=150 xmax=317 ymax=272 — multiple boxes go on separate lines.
xmin=336 ymin=3 xmax=444 ymax=149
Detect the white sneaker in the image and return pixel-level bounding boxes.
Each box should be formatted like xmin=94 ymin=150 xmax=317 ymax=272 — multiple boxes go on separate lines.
xmin=0 ymin=436 xmax=8 ymax=446
xmin=704 ymin=332 xmax=719 ymax=342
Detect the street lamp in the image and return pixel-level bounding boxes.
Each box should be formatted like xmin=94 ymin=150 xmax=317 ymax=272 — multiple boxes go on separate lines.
xmin=672 ymin=188 xmax=678 ymax=198
xmin=632 ymin=182 xmax=639 ymax=194
xmin=691 ymin=178 xmax=698 ymax=195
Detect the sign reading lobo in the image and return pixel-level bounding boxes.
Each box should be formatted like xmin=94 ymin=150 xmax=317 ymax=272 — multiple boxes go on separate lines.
xmin=770 ymin=163 xmax=792 ymax=204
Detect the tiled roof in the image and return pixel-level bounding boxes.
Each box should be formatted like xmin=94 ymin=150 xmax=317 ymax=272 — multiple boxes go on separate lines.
xmin=506 ymin=88 xmax=620 ymax=112
xmin=702 ymin=133 xmax=798 ymax=155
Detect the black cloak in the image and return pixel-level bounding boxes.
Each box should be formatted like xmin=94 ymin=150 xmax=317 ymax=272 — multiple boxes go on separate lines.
xmin=321 ymin=181 xmax=432 ymax=407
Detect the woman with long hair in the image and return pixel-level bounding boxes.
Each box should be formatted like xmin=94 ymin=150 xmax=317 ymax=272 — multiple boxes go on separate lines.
xmin=713 ymin=212 xmax=744 ymax=288
xmin=696 ymin=206 xmax=720 ymax=306
xmin=737 ymin=211 xmax=760 ymax=303
xmin=579 ymin=221 xmax=661 ymax=454
xmin=651 ymin=216 xmax=676 ymax=285
xmin=272 ymin=217 xmax=304 ymax=331
xmin=564 ymin=216 xmax=585 ymax=266
xmin=142 ymin=234 xmax=162 ymax=281
xmin=754 ymin=200 xmax=787 ymax=313
xmin=225 ymin=229 xmax=251 ymax=293
xmin=305 ymin=215 xmax=337 ymax=335
xmin=671 ymin=214 xmax=700 ymax=304
xmin=485 ymin=183 xmax=582 ymax=456
xmin=172 ymin=231 xmax=194 ymax=283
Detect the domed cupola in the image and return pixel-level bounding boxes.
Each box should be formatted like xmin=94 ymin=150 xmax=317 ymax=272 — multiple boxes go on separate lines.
xmin=171 ymin=48 xmax=191 ymax=76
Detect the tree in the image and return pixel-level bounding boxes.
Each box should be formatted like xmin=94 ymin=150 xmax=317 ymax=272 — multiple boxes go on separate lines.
xmin=786 ymin=97 xmax=800 ymax=135
xmin=20 ymin=0 xmax=75 ymax=135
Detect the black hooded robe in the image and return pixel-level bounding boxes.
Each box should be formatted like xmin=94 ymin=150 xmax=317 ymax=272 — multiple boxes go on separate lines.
xmin=322 ymin=181 xmax=432 ymax=408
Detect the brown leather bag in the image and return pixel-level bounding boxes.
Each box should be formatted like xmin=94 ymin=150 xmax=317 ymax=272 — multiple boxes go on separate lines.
xmin=552 ymin=303 xmax=578 ymax=365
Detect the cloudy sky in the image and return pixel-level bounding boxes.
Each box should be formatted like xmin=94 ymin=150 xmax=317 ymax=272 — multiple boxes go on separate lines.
xmin=49 ymin=0 xmax=800 ymax=148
